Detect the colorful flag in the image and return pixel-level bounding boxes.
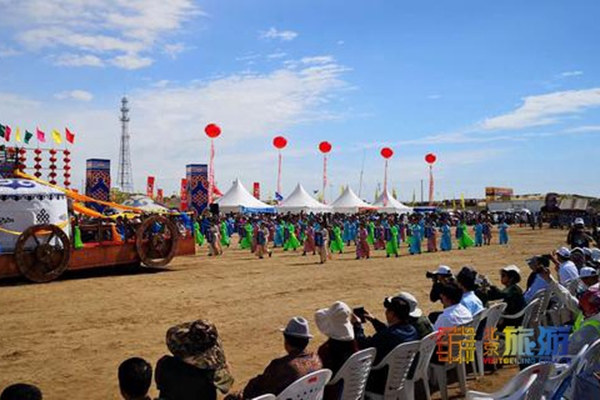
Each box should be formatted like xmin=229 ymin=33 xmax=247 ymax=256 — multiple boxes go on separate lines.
xmin=392 ymin=188 xmax=398 ymax=199
xmin=15 ymin=127 xmax=21 ymax=142
xmin=460 ymin=193 xmax=465 ymax=210
xmin=65 ymin=127 xmax=75 ymax=144
xmin=3 ymin=125 xmax=11 ymax=141
xmin=24 ymin=130 xmax=34 ymax=144
xmin=52 ymin=129 xmax=62 ymax=144
xmin=156 ymin=189 xmax=164 ymax=203
xmin=0 ymin=124 xmax=4 ymax=139
xmin=275 ymin=192 xmax=283 ymax=202
xmin=36 ymin=128 xmax=46 ymax=142
xmin=452 ymin=197 xmax=456 ymax=209
xmin=253 ymin=182 xmax=260 ymax=199
xmin=146 ymin=176 xmax=155 ymax=198
xmin=180 ymin=178 xmax=188 ymax=211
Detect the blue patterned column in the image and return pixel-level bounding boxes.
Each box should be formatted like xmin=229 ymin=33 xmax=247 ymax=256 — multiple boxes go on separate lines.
xmin=186 ymin=164 xmax=208 ymax=216
xmin=85 ymin=159 xmax=111 ymax=212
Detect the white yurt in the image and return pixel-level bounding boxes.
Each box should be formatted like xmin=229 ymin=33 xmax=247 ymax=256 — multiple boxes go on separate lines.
xmin=122 ymin=195 xmax=170 ymax=212
xmin=331 ymin=186 xmax=376 ymax=214
xmin=216 ymin=179 xmax=275 ymax=214
xmin=0 ymin=179 xmax=70 ymax=252
xmin=277 ymin=184 xmax=332 ymax=214
xmin=373 ymin=190 xmax=413 ymax=214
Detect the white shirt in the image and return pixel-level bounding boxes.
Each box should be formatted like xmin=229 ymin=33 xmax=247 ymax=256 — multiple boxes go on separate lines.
xmin=460 ymin=291 xmax=484 ymax=315
xmin=559 ymin=261 xmax=579 ymax=285
xmin=434 ymin=303 xmax=473 ymax=330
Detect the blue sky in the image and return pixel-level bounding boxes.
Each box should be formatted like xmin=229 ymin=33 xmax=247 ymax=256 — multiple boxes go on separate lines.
xmin=0 ymin=0 xmax=599 ymax=201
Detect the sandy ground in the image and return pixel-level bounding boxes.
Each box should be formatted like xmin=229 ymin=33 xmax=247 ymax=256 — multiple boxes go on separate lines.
xmin=0 ymin=226 xmax=567 ymax=399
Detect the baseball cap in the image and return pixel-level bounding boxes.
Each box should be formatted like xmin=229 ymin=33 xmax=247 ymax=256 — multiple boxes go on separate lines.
xmin=394 ymin=291 xmax=423 ymax=318
xmin=431 ymin=265 xmax=452 ymax=276
xmin=580 ymin=267 xmax=599 ymax=279
xmin=574 ymin=218 xmax=585 ymax=226
xmin=557 ymin=247 xmax=571 ymax=258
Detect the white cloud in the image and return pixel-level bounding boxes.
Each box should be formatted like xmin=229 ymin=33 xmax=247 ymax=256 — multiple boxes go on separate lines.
xmin=267 ymin=52 xmax=287 ymax=59
xmin=565 ymin=125 xmax=600 ymax=133
xmin=0 ymin=0 xmax=201 ymax=69
xmin=427 ymin=94 xmax=442 ymax=100
xmin=560 ymin=70 xmax=583 ymax=77
xmin=0 ymin=58 xmax=349 ymax=194
xmin=163 ymin=42 xmax=186 ymax=59
xmin=51 ymin=53 xmax=105 ymax=67
xmin=54 ymin=90 xmax=94 ymax=102
xmin=301 ymin=55 xmax=335 ymax=65
xmin=110 ymin=53 xmax=154 ymax=70
xmin=481 ymin=88 xmax=600 ymax=130
xmin=260 ymin=27 xmax=298 ymax=41
xmin=0 ymin=45 xmax=19 ymax=57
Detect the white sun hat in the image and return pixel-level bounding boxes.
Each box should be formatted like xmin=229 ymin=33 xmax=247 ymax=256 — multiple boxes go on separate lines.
xmin=315 ymin=301 xmax=354 ymax=341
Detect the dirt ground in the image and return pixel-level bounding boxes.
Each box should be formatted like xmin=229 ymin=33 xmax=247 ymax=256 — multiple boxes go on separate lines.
xmin=0 ymin=226 xmax=567 ymax=399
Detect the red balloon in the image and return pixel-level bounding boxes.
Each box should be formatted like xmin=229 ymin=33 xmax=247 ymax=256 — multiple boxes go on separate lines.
xmin=425 ymin=153 xmax=437 ymax=164
xmin=273 ymin=136 xmax=287 ymax=149
xmin=380 ymin=147 xmax=393 ymax=159
xmin=205 ymin=123 xmax=221 ymax=138
xmin=319 ymin=141 xmax=332 ymax=153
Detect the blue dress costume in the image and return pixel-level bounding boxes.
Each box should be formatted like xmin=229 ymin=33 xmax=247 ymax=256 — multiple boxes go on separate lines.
xmin=274 ymin=223 xmax=284 ymax=247
xmin=342 ymin=220 xmax=352 ymax=244
xmin=440 ymin=224 xmax=452 ymax=251
xmin=474 ymin=223 xmax=483 ymax=247
xmin=499 ymin=222 xmax=509 ymax=244
xmin=409 ymin=224 xmax=422 ymax=254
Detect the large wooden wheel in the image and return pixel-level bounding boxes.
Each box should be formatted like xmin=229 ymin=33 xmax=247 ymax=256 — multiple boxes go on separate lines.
xmin=14 ymin=224 xmax=71 ymax=283
xmin=135 ymin=215 xmax=179 ymax=267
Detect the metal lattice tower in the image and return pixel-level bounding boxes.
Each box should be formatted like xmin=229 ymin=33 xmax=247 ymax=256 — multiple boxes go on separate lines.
xmin=117 ymin=96 xmax=134 ymax=192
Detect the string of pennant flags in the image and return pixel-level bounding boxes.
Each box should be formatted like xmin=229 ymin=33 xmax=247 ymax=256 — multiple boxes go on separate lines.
xmin=0 ymin=124 xmax=75 ymax=145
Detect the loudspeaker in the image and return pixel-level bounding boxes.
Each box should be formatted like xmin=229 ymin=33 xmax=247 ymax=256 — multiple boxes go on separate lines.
xmin=209 ymin=203 xmax=220 ymax=215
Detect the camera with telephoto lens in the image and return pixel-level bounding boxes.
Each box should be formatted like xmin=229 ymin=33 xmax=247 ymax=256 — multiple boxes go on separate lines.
xmin=426 ymin=271 xmax=436 ymax=279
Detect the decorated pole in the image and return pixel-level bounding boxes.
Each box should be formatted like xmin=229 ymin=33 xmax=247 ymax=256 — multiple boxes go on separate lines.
xmin=380 ymin=147 xmax=394 ymax=206
xmin=204 ymin=123 xmax=221 ymax=205
xmin=273 ymin=135 xmax=287 ymax=200
xmin=425 ymin=153 xmax=437 ymax=205
xmin=318 ymin=141 xmax=332 ymax=203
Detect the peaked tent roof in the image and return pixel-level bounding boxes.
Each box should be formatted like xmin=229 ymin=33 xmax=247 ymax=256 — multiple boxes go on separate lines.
xmin=331 ymin=186 xmax=376 ymax=214
xmin=277 ymin=183 xmax=332 ymax=213
xmin=373 ymin=190 xmax=413 ymax=213
xmin=216 ymin=179 xmax=275 ymax=213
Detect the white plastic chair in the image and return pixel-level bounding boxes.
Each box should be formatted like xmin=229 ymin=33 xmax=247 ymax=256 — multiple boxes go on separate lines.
xmin=469 ymin=308 xmax=489 ymax=377
xmin=430 ymin=324 xmax=470 ymax=400
xmin=403 ymin=332 xmax=438 ymax=400
xmin=544 ymin=344 xmax=589 ymax=399
xmin=466 ymin=362 xmax=553 ymax=400
xmin=328 ymin=348 xmax=376 ymax=400
xmin=364 ymin=340 xmax=421 ymax=400
xmin=475 ymin=302 xmax=506 ymax=376
xmin=276 ymin=369 xmax=333 ymax=400
xmin=502 ymin=298 xmax=541 ymax=330
xmin=251 ymin=395 xmax=277 ymax=400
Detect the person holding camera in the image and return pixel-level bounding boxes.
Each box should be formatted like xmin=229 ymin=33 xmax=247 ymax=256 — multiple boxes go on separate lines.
xmin=485 ymin=265 xmax=526 ymax=330
xmin=351 ymin=296 xmax=418 ymax=395
xmin=427 ymin=265 xmax=456 ymax=324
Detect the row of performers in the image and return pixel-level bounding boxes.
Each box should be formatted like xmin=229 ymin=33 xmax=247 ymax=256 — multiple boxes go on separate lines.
xmin=191 ymin=215 xmax=510 ymax=261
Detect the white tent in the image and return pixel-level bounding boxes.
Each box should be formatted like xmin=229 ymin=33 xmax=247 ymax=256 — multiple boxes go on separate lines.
xmin=277 ymin=184 xmax=332 ymax=214
xmin=331 ymin=186 xmax=376 ymax=214
xmin=0 ymin=179 xmax=70 ymax=252
xmin=373 ymin=190 xmax=413 ymax=214
xmin=216 ymin=179 xmax=275 ymax=214
xmin=122 ymin=195 xmax=170 ymax=212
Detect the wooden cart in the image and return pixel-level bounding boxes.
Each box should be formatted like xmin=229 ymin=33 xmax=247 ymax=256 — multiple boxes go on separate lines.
xmin=0 ymin=215 xmax=196 ymax=283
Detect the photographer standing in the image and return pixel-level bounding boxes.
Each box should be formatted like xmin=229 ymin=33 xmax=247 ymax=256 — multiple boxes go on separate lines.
xmin=567 ymin=217 xmax=595 ymax=248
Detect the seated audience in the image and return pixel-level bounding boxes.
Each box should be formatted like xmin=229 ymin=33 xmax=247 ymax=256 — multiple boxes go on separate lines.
xmin=315 ymin=302 xmax=359 ymax=400
xmin=427 ymin=265 xmax=455 ymax=323
xmin=156 ymin=319 xmax=234 ymax=400
xmin=549 ymin=247 xmax=579 ymax=285
xmin=118 ymin=357 xmax=152 ymax=400
xmin=486 ymin=265 xmax=526 ymax=330
xmin=0 ymin=384 xmax=42 ymax=400
xmin=433 ymin=283 xmax=473 ymax=331
xmin=396 ymin=291 xmax=433 ymax=339
xmin=352 ymin=295 xmax=419 ymax=394
xmin=523 ymin=255 xmax=550 ymax=302
xmin=229 ymin=317 xmax=322 ymax=400
xmin=457 ymin=266 xmax=484 ymax=315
